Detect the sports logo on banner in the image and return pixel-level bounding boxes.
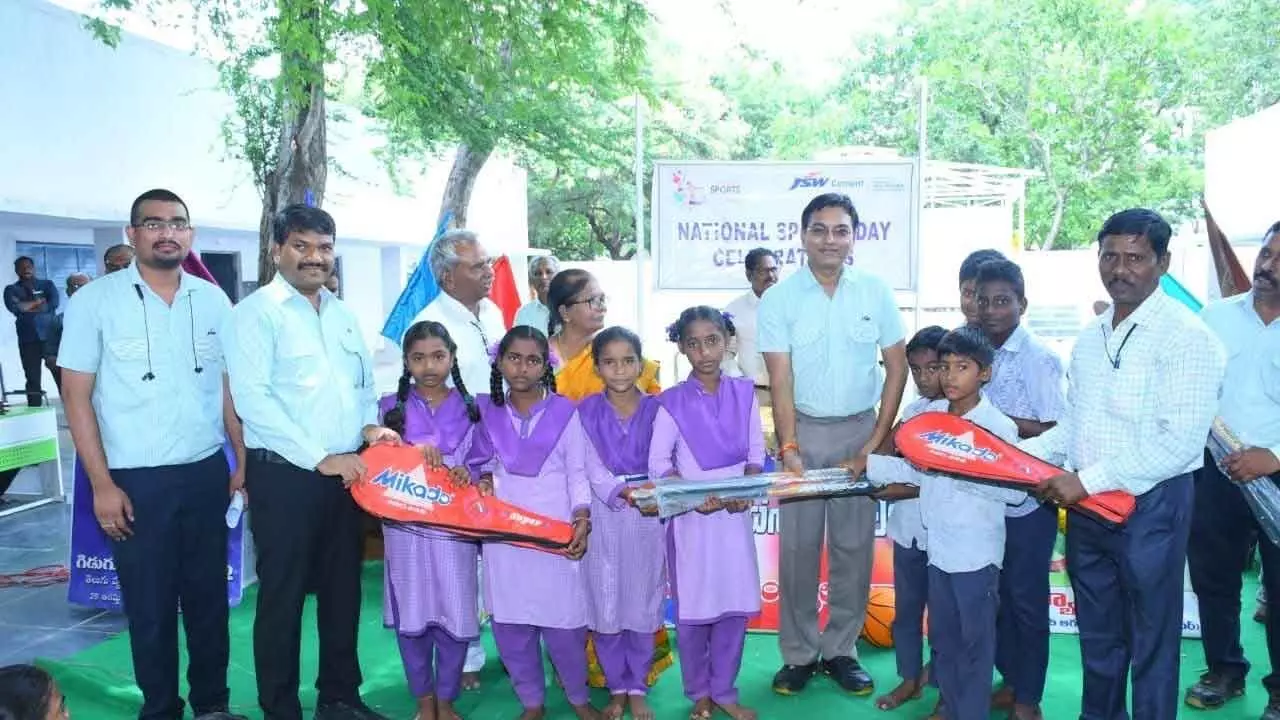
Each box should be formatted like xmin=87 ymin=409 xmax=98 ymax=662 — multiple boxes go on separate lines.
xmin=652 ymin=161 xmax=919 ymax=291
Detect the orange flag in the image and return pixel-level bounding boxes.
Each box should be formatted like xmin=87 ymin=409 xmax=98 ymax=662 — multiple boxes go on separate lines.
xmin=489 ymin=256 xmax=522 ymax=330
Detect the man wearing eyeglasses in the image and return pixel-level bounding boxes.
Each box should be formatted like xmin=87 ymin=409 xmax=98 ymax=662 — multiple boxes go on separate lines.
xmin=1021 ymin=209 xmax=1225 ymax=720
xmin=58 ymin=188 xmax=247 ymax=720
xmin=759 ymin=192 xmax=908 ymax=698
xmin=410 ymin=228 xmax=505 ymax=689
xmin=412 ymin=230 xmax=504 ymax=393
xmin=224 ymin=204 xmax=388 ymax=720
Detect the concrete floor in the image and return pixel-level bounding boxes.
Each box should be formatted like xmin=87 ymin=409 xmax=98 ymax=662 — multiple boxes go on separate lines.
xmin=0 ymin=358 xmax=405 ymax=667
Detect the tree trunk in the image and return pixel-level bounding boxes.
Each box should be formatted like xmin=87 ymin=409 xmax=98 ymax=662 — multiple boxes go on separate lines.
xmin=257 ymin=80 xmax=327 ymax=285
xmin=1042 ymin=189 xmax=1067 ymax=250
xmin=437 ymin=141 xmax=494 ymax=230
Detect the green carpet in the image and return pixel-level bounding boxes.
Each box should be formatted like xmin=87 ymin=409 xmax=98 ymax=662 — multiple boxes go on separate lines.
xmin=41 ymin=564 xmax=1271 ymax=719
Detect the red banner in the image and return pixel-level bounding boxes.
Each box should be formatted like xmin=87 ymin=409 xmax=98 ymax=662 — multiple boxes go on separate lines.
xmin=747 ymin=498 xmax=895 ymax=632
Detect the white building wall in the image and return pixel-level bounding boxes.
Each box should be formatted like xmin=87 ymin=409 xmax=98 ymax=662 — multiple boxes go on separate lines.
xmin=0 ymin=0 xmax=530 ymax=399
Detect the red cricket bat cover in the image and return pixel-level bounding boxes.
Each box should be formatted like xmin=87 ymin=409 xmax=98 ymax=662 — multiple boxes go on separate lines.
xmin=894 ymin=412 xmax=1136 ymax=527
xmin=351 ymin=444 xmax=574 ymax=551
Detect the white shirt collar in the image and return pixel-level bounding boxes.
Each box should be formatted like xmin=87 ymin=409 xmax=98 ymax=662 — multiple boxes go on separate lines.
xmin=125 ymin=260 xmax=199 ymax=297
xmin=998 ymin=324 xmax=1029 ymax=353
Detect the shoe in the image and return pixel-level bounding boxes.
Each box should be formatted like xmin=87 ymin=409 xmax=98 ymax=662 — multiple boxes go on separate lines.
xmin=1184 ymin=671 xmax=1245 ymax=709
xmin=822 ymin=656 xmax=875 ymax=696
xmin=771 ymin=662 xmax=820 ymax=695
xmin=314 ymin=700 xmax=391 ymax=720
xmin=1263 ymin=702 xmax=1280 ymax=720
xmin=194 ymin=713 xmax=249 ymax=720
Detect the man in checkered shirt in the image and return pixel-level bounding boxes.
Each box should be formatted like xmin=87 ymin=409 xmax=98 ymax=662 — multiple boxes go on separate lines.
xmin=1020 ymin=208 xmax=1226 ymax=720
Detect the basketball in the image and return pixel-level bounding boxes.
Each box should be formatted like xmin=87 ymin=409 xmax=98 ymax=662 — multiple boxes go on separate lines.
xmin=861 ymin=585 xmax=895 ymax=648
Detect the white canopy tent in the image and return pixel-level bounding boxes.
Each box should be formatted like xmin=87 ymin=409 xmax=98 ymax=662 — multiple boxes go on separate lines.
xmin=1205 ymin=103 xmax=1280 ymax=244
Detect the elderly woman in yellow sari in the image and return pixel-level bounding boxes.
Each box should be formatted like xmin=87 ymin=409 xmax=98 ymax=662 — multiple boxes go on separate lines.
xmin=546 ymin=269 xmax=661 ymax=397
xmin=544 ymin=269 xmax=672 ymax=698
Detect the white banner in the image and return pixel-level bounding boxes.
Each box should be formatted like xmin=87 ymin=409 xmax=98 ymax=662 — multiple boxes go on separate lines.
xmin=1047 ymin=530 xmax=1201 ymax=638
xmin=651 ymin=161 xmax=919 ymax=291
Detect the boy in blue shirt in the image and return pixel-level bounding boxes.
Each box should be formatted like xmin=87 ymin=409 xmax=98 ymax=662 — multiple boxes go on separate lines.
xmin=868 ymin=326 xmax=1025 ymax=720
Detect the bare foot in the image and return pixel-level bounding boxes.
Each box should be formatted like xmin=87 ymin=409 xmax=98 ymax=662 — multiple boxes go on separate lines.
xmin=1010 ymin=703 xmax=1044 ymax=720
xmin=416 ymin=694 xmax=438 ymax=720
xmin=603 ymin=694 xmax=626 ymax=720
xmin=991 ymin=684 xmax=1015 ymax=711
xmin=689 ymin=697 xmax=713 ymax=720
xmin=875 ymin=679 xmax=922 ymax=710
xmin=516 ymin=708 xmax=545 ymax=720
xmin=571 ymin=703 xmax=602 ymax=720
xmin=629 ymin=695 xmax=655 ymax=720
xmin=714 ymin=701 xmax=757 ymax=720
xmin=462 ymin=671 xmax=482 ymax=691
xmin=436 ymin=698 xmax=462 ymax=720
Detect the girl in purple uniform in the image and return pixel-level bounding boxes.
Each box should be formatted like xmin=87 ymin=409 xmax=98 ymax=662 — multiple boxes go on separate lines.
xmin=581 ymin=327 xmax=666 ymax=720
xmin=376 ymin=321 xmax=482 ymax=720
xmin=468 ymin=325 xmax=598 ymax=720
xmin=650 ymin=307 xmax=763 ymax=720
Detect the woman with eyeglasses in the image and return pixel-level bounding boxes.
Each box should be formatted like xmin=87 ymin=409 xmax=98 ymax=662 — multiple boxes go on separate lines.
xmin=546 ymin=269 xmax=660 ymax=401
xmin=543 ymin=269 xmax=673 ymax=700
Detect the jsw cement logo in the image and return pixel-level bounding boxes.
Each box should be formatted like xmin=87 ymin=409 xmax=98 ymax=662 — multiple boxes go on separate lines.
xmin=788 ymin=172 xmax=867 ymax=191
xmin=371 ymin=468 xmax=453 ymax=505
xmin=918 ymin=429 xmax=1000 ymax=463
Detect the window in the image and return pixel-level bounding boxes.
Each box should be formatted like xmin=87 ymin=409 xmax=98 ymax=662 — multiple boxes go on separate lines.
xmin=14 ymin=242 xmax=97 ymax=305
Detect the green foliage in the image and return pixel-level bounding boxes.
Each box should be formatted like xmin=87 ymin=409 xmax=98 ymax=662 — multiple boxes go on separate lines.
xmin=1190 ymin=0 xmax=1280 ymax=125
xmin=848 ymin=0 xmax=1204 ymax=248
xmin=364 ymin=0 xmax=650 ymax=167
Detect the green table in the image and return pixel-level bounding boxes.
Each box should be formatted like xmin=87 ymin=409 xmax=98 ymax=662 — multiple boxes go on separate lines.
xmin=0 ymin=405 xmax=64 ymax=518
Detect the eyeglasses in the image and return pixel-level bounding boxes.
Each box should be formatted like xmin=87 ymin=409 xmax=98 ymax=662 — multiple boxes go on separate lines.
xmin=804 ymin=224 xmax=853 ymax=241
xmin=568 ymin=294 xmax=607 ymax=310
xmin=134 ymin=220 xmax=192 ymax=233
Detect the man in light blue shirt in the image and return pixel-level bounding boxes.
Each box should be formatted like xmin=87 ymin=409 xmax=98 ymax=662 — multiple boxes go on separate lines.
xmin=59 ymin=188 xmax=246 ymax=720
xmin=223 ymin=205 xmax=388 ymax=720
xmin=513 ymin=254 xmax=559 ymax=335
xmin=759 ymin=192 xmax=908 ymax=696
xmin=974 ymin=258 xmax=1066 ymax=720
xmin=1186 ymin=222 xmax=1280 ymax=718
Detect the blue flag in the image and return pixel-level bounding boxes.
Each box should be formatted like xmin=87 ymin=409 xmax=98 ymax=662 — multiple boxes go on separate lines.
xmin=1160 ymin=273 xmax=1202 ymax=313
xmin=381 ymin=212 xmax=453 ymax=346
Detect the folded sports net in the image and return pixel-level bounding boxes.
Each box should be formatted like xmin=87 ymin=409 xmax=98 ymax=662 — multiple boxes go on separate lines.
xmin=627 ymin=469 xmax=875 ymax=519
xmin=894 ymin=412 xmax=1136 ymax=527
xmin=1209 ymin=417 xmax=1280 ymax=546
xmin=351 ymin=443 xmax=573 ymax=552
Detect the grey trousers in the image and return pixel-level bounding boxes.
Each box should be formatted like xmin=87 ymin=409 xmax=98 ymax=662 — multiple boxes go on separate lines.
xmin=777 ymin=410 xmax=877 ymax=665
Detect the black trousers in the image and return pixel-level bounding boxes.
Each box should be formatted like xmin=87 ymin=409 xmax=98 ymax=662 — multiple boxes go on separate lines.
xmin=18 ymin=340 xmax=44 ymax=407
xmin=928 ymin=563 xmax=1000 ymax=720
xmin=111 ymin=451 xmax=231 ymax=720
xmin=995 ymin=502 xmax=1058 ymax=704
xmin=1188 ymin=451 xmax=1280 ymax=698
xmin=247 ymin=452 xmax=365 ymax=720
